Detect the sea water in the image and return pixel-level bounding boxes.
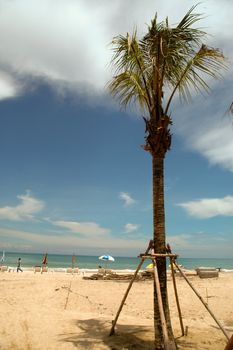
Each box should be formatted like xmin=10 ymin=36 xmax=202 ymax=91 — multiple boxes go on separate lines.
xmin=1 ymin=251 xmax=233 ymax=272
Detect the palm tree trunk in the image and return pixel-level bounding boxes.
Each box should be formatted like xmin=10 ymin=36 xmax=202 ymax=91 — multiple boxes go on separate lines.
xmin=152 ymin=155 xmax=176 ymax=350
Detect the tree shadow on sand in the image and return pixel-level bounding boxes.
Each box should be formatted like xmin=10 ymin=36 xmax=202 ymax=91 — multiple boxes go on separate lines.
xmin=60 ymin=318 xmax=155 ymax=349
xmin=59 ymin=318 xmax=200 ymax=349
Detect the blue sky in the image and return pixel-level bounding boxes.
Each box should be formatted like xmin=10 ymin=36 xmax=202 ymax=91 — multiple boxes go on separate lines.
xmin=0 ymin=0 xmax=232 ymax=257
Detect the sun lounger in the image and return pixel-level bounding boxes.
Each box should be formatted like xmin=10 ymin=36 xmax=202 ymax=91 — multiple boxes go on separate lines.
xmin=66 ymin=267 xmax=79 ymax=274
xmin=0 ymin=266 xmax=8 ymax=272
xmin=146 ymin=268 xmax=154 ymax=273
xmin=98 ymin=268 xmax=113 ymax=275
xmin=41 ymin=266 xmax=48 ymax=273
xmin=34 ymin=266 xmax=41 ymax=273
xmin=196 ymin=267 xmax=219 ymax=278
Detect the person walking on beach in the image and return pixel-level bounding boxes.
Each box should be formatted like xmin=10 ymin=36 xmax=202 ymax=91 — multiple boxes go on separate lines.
xmin=17 ymin=258 xmax=23 ymax=272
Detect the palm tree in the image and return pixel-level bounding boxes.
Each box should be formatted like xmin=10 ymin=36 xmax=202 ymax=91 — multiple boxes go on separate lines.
xmin=108 ymin=5 xmax=226 ymax=350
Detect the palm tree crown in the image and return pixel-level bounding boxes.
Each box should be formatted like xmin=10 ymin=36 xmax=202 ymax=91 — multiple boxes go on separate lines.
xmin=108 ymin=5 xmax=226 ymax=156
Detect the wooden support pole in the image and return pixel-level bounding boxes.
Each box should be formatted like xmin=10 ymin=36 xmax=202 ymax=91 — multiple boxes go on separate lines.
xmin=170 ymin=257 xmax=185 ymax=336
xmin=64 ymin=278 xmax=72 ymax=310
xmin=140 ymin=253 xmax=178 ymax=258
xmin=153 ymin=259 xmax=173 ymax=350
xmin=224 ymin=334 xmax=233 ymax=350
xmin=174 ymin=262 xmax=230 ymax=341
xmin=109 ymin=242 xmax=153 ymax=336
xmin=109 ymin=257 xmax=145 ymax=336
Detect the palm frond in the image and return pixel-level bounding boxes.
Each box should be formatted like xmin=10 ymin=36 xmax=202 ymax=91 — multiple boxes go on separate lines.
xmin=177 ymin=4 xmax=203 ymax=29
xmin=165 ymin=44 xmax=226 ymax=112
xmin=109 ymin=32 xmax=153 ymax=111
xmin=108 ymin=71 xmax=150 ymax=110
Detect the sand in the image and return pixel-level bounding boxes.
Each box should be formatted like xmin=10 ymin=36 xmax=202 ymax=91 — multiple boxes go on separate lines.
xmin=0 ymin=270 xmax=233 ymax=349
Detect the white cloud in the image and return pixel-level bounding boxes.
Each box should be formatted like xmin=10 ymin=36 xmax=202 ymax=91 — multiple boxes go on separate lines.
xmin=0 ymin=0 xmax=114 ymax=97
xmin=0 ymin=0 xmax=231 ymax=100
xmin=119 ymin=192 xmax=136 ymax=207
xmin=172 ymin=74 xmax=233 ymax=173
xmin=0 ymin=71 xmax=21 ymax=99
xmin=124 ymin=223 xmax=138 ymax=233
xmin=52 ymin=220 xmax=110 ymax=236
xmin=0 ymin=191 xmax=44 ymax=221
xmin=0 ymin=227 xmax=146 ymax=255
xmin=167 ymin=232 xmax=233 ymax=257
xmin=178 ymin=195 xmax=233 ymax=219
xmin=167 ymin=234 xmax=192 ymax=250
xmin=2 ymin=226 xmax=232 ymax=257
xmin=191 ymin=122 xmax=233 ymax=172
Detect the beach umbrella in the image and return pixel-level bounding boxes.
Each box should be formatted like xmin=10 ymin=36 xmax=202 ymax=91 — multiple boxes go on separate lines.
xmin=71 ymin=254 xmax=76 ymax=269
xmin=42 ymin=253 xmax=48 ymax=266
xmin=0 ymin=251 xmax=5 ymax=264
xmin=98 ymin=255 xmax=115 ymax=268
xmin=146 ymin=263 xmax=154 ymax=270
xmin=169 ymin=262 xmax=177 ymax=270
xmin=98 ymin=255 xmax=115 ymax=262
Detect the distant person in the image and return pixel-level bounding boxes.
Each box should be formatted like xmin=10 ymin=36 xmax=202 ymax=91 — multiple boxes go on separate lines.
xmin=17 ymin=258 xmax=23 ymax=272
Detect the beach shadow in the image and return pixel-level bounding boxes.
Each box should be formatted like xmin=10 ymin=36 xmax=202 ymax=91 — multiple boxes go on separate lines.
xmin=175 ymin=338 xmax=197 ymax=350
xmin=60 ymin=318 xmax=155 ymax=349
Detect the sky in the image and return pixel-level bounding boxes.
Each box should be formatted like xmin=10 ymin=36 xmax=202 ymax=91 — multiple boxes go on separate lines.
xmin=0 ymin=0 xmax=232 ymax=258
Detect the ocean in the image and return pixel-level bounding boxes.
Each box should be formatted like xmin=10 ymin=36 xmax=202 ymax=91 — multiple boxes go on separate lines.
xmin=1 ymin=251 xmax=233 ymax=272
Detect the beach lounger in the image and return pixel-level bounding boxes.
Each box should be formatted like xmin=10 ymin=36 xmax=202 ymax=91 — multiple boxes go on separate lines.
xmin=196 ymin=267 xmax=219 ymax=278
xmin=66 ymin=267 xmax=79 ymax=274
xmin=0 ymin=266 xmax=8 ymax=272
xmin=98 ymin=268 xmax=113 ymax=275
xmin=41 ymin=266 xmax=48 ymax=273
xmin=34 ymin=266 xmax=41 ymax=273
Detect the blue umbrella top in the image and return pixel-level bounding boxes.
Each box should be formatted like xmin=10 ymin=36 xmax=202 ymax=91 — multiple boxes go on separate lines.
xmin=98 ymin=255 xmax=115 ymax=262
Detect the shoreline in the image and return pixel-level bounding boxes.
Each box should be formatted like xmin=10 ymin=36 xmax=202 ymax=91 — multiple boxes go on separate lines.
xmin=2 ymin=265 xmax=233 ymax=274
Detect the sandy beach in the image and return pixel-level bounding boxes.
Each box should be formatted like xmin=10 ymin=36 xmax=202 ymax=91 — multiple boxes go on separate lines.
xmin=0 ymin=270 xmax=233 ymax=350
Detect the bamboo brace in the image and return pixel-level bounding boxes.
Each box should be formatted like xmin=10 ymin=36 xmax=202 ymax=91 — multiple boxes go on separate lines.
xmin=173 ymin=261 xmax=230 ymax=341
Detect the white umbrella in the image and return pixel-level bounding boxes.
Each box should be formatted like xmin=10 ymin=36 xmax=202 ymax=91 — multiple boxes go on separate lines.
xmin=0 ymin=251 xmax=5 ymax=263
xmin=99 ymin=255 xmax=115 ymax=262
xmin=98 ymin=255 xmax=115 ymax=268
